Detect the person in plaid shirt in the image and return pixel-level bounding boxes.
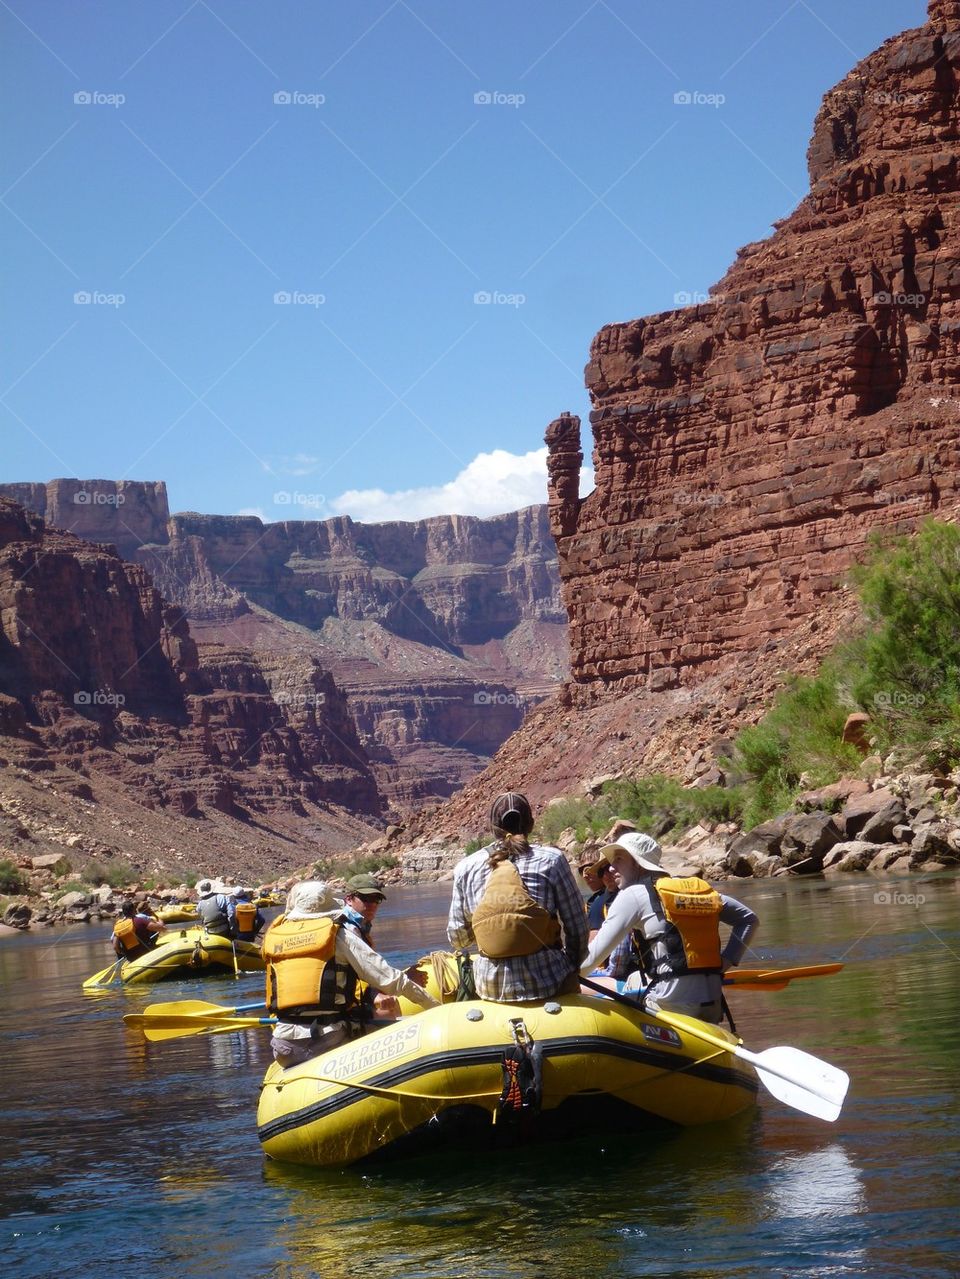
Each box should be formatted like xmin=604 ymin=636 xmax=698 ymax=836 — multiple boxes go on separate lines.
xmin=447 ymin=791 xmax=588 ymax=1002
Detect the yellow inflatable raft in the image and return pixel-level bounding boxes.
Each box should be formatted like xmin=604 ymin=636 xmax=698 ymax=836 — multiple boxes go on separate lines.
xmin=157 ymin=904 xmax=199 ymax=924
xmin=83 ymin=927 xmax=265 ymax=987
xmin=256 ymin=993 xmax=757 ymax=1167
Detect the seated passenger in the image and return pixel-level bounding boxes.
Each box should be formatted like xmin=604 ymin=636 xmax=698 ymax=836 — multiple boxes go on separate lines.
xmin=112 ymin=901 xmax=166 ymax=960
xmin=447 ymin=791 xmax=588 ymax=1003
xmin=263 ymin=876 xmax=438 ymax=1067
xmin=580 ymin=833 xmax=758 ymax=1024
xmin=195 ymin=879 xmax=231 ymax=936
xmin=228 ymin=888 xmax=265 ymax=942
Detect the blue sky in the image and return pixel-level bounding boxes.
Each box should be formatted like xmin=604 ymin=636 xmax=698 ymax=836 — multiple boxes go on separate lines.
xmin=3 ymin=0 xmax=926 ymax=523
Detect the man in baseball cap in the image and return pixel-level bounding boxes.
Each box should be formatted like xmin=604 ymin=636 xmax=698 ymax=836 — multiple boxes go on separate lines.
xmin=580 ymin=831 xmax=758 ymax=1025
xmin=262 ymin=873 xmax=436 ymax=1068
xmin=344 ymin=873 xmax=386 ymax=901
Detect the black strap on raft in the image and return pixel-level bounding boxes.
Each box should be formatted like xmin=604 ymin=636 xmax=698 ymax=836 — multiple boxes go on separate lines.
xmin=721 ymin=992 xmax=737 ymax=1034
xmin=497 ymin=1019 xmax=543 ymax=1124
xmin=454 ymin=950 xmax=478 ymax=1002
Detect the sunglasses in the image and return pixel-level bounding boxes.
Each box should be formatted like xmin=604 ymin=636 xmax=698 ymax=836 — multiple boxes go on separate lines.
xmin=354 ymin=893 xmax=383 ymax=903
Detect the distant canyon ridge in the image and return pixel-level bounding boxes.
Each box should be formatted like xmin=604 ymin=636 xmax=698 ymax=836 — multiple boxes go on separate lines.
xmin=0 ymin=482 xmax=565 ymax=879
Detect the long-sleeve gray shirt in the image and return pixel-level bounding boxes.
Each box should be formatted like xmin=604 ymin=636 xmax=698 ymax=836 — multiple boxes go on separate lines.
xmin=581 ymin=878 xmax=758 ymax=1022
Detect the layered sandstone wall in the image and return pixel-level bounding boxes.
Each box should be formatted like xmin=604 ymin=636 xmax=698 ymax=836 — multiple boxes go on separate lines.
xmin=0 ymin=498 xmax=382 ymax=825
xmin=547 ymin=0 xmax=960 ymax=692
xmin=0 ymin=479 xmax=173 ymax=561
xmin=157 ymin=505 xmax=565 ymax=647
xmin=0 ymin=485 xmax=567 ymax=809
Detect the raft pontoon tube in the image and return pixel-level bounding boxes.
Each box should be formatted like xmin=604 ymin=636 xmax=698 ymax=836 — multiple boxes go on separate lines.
xmin=256 ymin=993 xmax=757 ymax=1167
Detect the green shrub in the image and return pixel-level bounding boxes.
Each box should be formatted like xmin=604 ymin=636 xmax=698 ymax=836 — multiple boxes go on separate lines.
xmin=731 ymin=519 xmax=960 ymax=821
xmin=535 ymin=775 xmax=748 ymax=849
xmin=536 ymin=797 xmax=594 ymax=845
xmin=0 ymin=860 xmax=27 ymax=894
xmin=847 ymin=520 xmax=960 ymax=760
xmin=81 ymin=861 xmax=137 ymax=889
xmin=341 ymin=853 xmax=400 ymax=878
xmin=55 ymin=880 xmax=88 ymax=898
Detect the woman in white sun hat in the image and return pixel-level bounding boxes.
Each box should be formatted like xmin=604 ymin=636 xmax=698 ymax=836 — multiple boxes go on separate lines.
xmin=580 ymin=832 xmax=758 ymax=1024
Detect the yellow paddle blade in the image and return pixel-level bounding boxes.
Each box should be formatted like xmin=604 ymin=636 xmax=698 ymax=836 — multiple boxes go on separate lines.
xmin=139 ymin=998 xmax=259 ymax=1018
xmin=728 ymin=963 xmax=843 ymax=990
xmin=82 ymin=959 xmax=125 ymax=989
xmin=124 ymin=1012 xmax=272 ymax=1041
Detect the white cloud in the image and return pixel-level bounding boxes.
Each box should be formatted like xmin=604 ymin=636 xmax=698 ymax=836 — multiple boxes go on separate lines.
xmin=235 ymin=506 xmax=267 ymax=520
xmin=328 ymin=447 xmax=594 ymax=522
xmin=263 ymin=453 xmax=322 ymax=477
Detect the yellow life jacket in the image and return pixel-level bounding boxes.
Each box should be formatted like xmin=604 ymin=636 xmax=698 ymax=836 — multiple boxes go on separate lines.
xmin=234 ymin=901 xmax=257 ymax=933
xmin=261 ymin=914 xmax=358 ymax=1017
xmin=112 ymin=916 xmax=142 ymax=953
xmin=634 ymin=876 xmax=723 ymax=978
xmin=471 ymin=859 xmax=561 ymax=959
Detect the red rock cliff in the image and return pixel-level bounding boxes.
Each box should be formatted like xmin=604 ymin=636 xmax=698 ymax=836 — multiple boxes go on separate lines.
xmin=0 ymin=498 xmax=382 ymax=830
xmin=547 ymin=0 xmax=960 ymax=692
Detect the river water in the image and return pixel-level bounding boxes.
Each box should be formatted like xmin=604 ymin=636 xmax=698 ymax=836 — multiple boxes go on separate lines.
xmin=1 ymin=873 xmax=958 ymax=1279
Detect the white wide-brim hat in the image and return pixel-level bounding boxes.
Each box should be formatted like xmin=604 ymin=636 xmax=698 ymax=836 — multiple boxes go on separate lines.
xmin=286 ymin=880 xmax=339 ymax=919
xmin=599 ymin=832 xmax=663 ymax=874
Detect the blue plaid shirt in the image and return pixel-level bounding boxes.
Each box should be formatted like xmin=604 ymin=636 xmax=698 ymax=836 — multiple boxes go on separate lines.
xmin=447 ymin=842 xmax=589 ymax=1002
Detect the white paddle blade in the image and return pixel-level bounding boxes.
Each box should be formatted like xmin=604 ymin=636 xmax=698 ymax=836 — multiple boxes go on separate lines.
xmin=753 ymin=1046 xmax=849 ymax=1122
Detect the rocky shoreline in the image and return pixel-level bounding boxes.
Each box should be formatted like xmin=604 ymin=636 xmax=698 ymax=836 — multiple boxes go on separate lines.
xmin=401 ymin=767 xmax=960 ymax=884
xmin=3 ymin=766 xmax=956 ymax=935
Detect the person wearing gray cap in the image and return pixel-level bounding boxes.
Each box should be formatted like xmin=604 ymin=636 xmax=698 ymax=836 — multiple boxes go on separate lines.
xmin=195 ymin=879 xmax=231 ymax=937
xmin=580 ymin=832 xmax=758 ymax=1024
xmin=447 ymin=791 xmax=588 ymax=1003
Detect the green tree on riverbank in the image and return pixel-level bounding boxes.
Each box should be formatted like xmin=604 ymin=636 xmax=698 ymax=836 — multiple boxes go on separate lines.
xmin=538 ymin=520 xmax=960 ymax=842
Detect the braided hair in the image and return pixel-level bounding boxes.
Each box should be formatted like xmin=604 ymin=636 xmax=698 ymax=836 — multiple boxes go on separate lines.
xmin=487 ymin=792 xmax=535 ymax=868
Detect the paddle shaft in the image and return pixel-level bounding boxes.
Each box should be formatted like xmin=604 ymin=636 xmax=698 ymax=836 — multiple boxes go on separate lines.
xmin=128 ymin=1014 xmax=277 ymax=1040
